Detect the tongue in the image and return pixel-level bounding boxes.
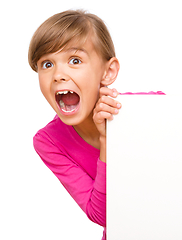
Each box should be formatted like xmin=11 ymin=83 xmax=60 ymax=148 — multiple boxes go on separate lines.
xmin=61 ymin=92 xmax=80 ymax=106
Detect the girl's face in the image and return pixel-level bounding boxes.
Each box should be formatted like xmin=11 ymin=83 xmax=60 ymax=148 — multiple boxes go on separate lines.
xmin=37 ymin=39 xmax=108 ymax=126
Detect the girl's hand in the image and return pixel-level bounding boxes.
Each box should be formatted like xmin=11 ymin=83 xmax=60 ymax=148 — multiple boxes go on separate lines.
xmin=93 ymin=87 xmax=122 ymax=138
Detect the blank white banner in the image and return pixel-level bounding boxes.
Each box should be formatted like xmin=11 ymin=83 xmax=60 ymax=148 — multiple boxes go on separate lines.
xmin=107 ymin=95 xmax=182 ymax=240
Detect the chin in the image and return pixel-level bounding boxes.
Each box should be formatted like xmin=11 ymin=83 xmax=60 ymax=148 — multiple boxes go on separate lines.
xmin=56 ymin=112 xmax=85 ymax=126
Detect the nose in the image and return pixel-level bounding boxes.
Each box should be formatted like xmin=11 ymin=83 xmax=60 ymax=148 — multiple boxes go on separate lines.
xmin=53 ymin=65 xmax=70 ymax=83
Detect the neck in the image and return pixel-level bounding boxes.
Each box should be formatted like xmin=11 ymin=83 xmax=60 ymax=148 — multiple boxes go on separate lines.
xmin=73 ymin=113 xmax=100 ymax=149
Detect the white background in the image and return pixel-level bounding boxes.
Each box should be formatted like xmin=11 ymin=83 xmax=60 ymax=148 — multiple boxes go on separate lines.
xmin=107 ymin=96 xmax=182 ymax=240
xmin=1 ymin=0 xmax=182 ymax=239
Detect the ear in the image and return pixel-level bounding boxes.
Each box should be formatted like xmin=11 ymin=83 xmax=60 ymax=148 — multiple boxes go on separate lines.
xmin=101 ymin=57 xmax=120 ymax=86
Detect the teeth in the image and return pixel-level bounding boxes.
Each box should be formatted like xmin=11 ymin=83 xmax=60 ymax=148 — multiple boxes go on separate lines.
xmin=56 ymin=90 xmax=74 ymax=95
xmin=56 ymin=91 xmax=68 ymax=95
xmin=59 ymin=100 xmax=65 ymax=108
xmin=58 ymin=100 xmax=76 ymax=113
xmin=61 ymin=108 xmax=75 ymax=113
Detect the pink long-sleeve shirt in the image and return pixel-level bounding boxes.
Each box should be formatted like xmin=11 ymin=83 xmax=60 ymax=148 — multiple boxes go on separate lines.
xmin=33 ymin=115 xmax=106 ymax=240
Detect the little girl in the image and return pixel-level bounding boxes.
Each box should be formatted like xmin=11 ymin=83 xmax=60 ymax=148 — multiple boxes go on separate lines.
xmin=28 ymin=10 xmax=121 ymax=240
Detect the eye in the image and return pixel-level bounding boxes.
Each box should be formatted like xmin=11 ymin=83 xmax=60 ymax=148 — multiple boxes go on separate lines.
xmin=42 ymin=61 xmax=54 ymax=69
xmin=69 ymin=58 xmax=82 ymax=65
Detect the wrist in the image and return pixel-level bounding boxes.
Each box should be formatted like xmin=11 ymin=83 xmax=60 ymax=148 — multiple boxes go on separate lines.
xmin=99 ymin=136 xmax=106 ymax=163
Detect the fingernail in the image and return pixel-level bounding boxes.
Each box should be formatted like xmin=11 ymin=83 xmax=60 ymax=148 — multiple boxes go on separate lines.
xmin=117 ymin=103 xmax=121 ymax=108
xmin=113 ymin=92 xmax=117 ymax=97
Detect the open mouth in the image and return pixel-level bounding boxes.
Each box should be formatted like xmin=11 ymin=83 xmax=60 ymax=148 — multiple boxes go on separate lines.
xmin=55 ymin=90 xmax=80 ymax=114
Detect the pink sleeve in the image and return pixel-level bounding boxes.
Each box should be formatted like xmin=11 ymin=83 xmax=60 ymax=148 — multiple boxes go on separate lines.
xmin=86 ymin=159 xmax=106 ymax=226
xmin=33 ymin=133 xmax=106 ymax=227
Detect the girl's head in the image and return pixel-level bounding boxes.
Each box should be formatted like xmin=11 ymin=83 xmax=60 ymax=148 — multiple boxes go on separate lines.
xmin=28 ymin=9 xmax=116 ymax=72
xmin=28 ymin=10 xmax=119 ymax=126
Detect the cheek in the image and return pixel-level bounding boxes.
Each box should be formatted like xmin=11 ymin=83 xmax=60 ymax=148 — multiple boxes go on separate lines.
xmin=38 ymin=75 xmax=50 ymax=100
xmin=79 ymin=69 xmax=102 ymax=102
xmin=80 ymin=67 xmax=102 ymax=86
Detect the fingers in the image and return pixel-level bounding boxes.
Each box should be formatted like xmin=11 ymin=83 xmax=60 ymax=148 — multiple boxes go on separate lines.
xmin=97 ymin=87 xmax=121 ymax=114
xmin=94 ymin=100 xmax=120 ymax=122
xmin=93 ymin=87 xmax=121 ymax=137
xmin=93 ymin=87 xmax=122 ymax=123
xmin=97 ymin=95 xmax=121 ymax=111
xmin=99 ymin=87 xmax=119 ymax=99
xmin=93 ymin=109 xmax=114 ymax=124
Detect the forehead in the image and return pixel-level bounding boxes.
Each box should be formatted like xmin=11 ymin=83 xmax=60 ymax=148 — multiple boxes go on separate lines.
xmin=40 ymin=38 xmax=100 ymax=60
xmin=59 ymin=39 xmax=94 ymax=55
xmin=55 ymin=45 xmax=89 ymax=56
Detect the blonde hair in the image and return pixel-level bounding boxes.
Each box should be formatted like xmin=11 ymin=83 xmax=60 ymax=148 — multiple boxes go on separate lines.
xmin=28 ymin=10 xmax=116 ymax=72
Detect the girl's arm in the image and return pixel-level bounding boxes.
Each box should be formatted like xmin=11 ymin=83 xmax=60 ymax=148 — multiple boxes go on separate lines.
xmin=93 ymin=87 xmax=122 ymax=163
xmin=33 ymin=87 xmax=121 ymax=228
xmin=33 ymin=132 xmax=106 ymax=227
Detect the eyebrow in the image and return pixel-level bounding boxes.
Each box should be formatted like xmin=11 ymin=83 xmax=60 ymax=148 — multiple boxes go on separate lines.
xmin=64 ymin=47 xmax=88 ymax=55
